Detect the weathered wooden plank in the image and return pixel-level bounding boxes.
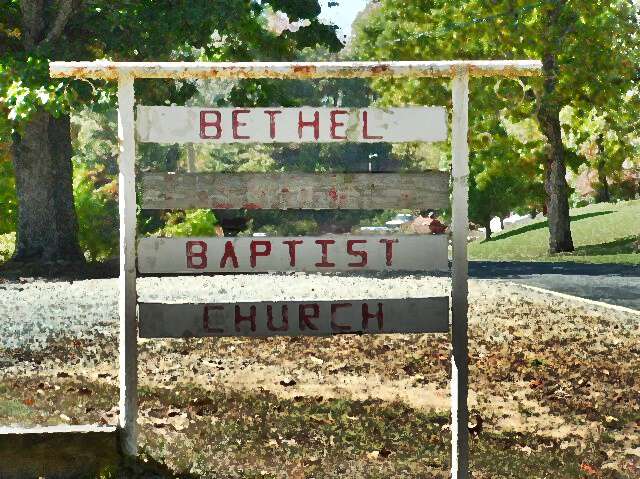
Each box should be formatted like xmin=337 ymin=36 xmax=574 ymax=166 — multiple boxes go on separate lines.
xmin=136 ymin=107 xmax=447 ymax=144
xmin=138 ymin=297 xmax=449 ymax=338
xmin=137 ymin=235 xmax=449 ymax=274
xmin=141 ymin=172 xmax=450 ymax=210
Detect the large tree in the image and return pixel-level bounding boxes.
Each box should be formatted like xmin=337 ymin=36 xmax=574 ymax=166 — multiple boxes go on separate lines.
xmin=352 ymin=0 xmax=639 ymax=253
xmin=0 ymin=0 xmax=340 ymax=263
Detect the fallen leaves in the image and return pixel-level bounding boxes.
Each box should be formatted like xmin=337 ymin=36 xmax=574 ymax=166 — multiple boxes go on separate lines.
xmin=279 ymin=377 xmax=296 ymax=387
xmin=580 ymin=462 xmax=598 ymax=475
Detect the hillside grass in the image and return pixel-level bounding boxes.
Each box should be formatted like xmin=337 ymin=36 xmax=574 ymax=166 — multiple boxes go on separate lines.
xmin=469 ymin=200 xmax=640 ymax=264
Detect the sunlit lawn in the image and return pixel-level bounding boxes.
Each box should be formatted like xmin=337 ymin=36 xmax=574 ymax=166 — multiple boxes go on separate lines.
xmin=469 ymin=200 xmax=640 ymax=264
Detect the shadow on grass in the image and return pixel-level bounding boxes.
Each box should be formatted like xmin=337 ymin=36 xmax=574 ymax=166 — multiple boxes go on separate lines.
xmin=573 ymin=235 xmax=638 ymax=256
xmin=481 ymin=210 xmax=614 ymax=243
xmin=120 ymin=454 xmax=200 ymax=479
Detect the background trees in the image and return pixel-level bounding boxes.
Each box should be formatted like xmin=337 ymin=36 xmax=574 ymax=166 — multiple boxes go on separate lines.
xmin=0 ymin=0 xmax=339 ymax=263
xmin=1 ymin=1 xmax=638 ymax=263
xmin=351 ymin=0 xmax=639 ymax=252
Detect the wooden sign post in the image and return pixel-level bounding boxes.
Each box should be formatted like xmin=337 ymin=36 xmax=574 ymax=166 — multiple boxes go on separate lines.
xmin=50 ymin=60 xmax=542 ymax=479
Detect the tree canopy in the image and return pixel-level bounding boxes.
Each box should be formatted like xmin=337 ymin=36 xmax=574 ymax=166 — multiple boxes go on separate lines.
xmin=0 ymin=0 xmax=342 ymax=138
xmin=352 ymin=0 xmax=639 ymax=246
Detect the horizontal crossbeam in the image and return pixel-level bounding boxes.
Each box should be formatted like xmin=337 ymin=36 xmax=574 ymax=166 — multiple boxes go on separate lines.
xmin=50 ymin=60 xmax=541 ymax=80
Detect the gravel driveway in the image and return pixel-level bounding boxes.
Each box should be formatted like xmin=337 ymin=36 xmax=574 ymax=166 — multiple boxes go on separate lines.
xmin=0 ymin=273 xmax=450 ymax=350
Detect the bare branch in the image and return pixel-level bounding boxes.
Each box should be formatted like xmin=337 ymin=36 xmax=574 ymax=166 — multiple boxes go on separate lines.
xmin=39 ymin=0 xmax=75 ymax=47
xmin=20 ymin=0 xmax=45 ymax=50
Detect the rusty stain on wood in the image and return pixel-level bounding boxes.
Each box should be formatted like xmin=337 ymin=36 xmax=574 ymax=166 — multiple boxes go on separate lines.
xmin=140 ymin=172 xmax=450 ymax=210
xmin=50 ymin=60 xmax=542 ymax=81
xmin=138 ymin=297 xmax=449 ymax=338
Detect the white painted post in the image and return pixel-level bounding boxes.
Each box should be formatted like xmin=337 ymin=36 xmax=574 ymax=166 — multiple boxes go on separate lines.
xmin=450 ymin=68 xmax=470 ymax=478
xmin=117 ymin=73 xmax=138 ymax=456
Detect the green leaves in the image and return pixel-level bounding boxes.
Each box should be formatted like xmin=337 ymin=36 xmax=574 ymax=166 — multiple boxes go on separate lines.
xmin=0 ymin=0 xmax=340 ymax=142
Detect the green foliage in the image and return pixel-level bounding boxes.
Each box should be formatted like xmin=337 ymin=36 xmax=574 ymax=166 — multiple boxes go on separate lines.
xmin=0 ymin=1 xmax=340 ymax=142
xmin=358 ymin=210 xmax=398 ymax=228
xmin=157 ymin=210 xmax=219 ymax=237
xmin=0 ymin=232 xmax=15 ymax=263
xmin=352 ymin=0 xmax=640 ymax=228
xmin=0 ymin=147 xmax=17 ymax=234
xmin=72 ymin=166 xmax=118 ymax=262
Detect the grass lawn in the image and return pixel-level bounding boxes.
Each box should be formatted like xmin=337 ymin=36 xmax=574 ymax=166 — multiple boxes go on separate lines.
xmin=469 ymin=199 xmax=640 ymax=264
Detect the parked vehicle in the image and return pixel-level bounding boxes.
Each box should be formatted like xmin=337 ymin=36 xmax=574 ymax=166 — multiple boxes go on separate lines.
xmin=385 ymin=213 xmax=415 ymax=229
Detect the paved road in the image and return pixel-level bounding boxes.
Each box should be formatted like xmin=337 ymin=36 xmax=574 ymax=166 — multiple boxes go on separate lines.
xmin=470 ymin=261 xmax=640 ymax=311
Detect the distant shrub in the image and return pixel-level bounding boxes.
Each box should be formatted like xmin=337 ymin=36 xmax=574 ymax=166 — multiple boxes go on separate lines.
xmin=158 ymin=209 xmax=219 ymax=237
xmin=0 ymin=232 xmax=15 ymax=263
xmin=73 ymin=166 xmax=119 ymax=261
xmin=0 ymin=147 xmax=17 ymax=234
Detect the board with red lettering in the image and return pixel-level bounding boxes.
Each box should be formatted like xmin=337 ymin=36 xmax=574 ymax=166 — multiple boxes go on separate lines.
xmin=137 ymin=235 xmax=448 ymax=273
xmin=141 ymin=172 xmax=450 ymax=210
xmin=136 ymin=107 xmax=447 ymax=144
xmin=138 ymin=297 xmax=449 ymax=338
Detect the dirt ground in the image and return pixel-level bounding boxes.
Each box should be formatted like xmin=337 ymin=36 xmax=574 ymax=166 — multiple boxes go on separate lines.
xmin=0 ymin=275 xmax=638 ymax=478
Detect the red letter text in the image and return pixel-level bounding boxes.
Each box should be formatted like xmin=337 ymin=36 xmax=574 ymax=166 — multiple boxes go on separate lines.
xmin=362 ymin=111 xmax=383 ymax=140
xmin=330 ymin=110 xmax=348 ymax=140
xmin=235 ymin=305 xmax=256 ymax=332
xmin=250 ymin=240 xmax=272 ymax=268
xmin=298 ymin=110 xmax=320 ymax=140
xmin=362 ymin=303 xmax=384 ymax=331
xmin=219 ymin=241 xmax=239 ymax=268
xmin=200 ymin=110 xmax=222 ymax=139
xmin=267 ymin=304 xmax=289 ymax=332
xmin=379 ymin=238 xmax=398 ymax=266
xmin=232 ymin=109 xmax=250 ymax=140
xmin=282 ymin=239 xmax=303 ymax=267
xmin=347 ymin=239 xmax=367 ymax=267
xmin=299 ymin=303 xmax=320 ymax=331
xmin=315 ymin=239 xmax=335 ymax=267
xmin=331 ymin=303 xmax=352 ymax=333
xmin=186 ymin=240 xmax=207 ymax=269
xmin=264 ymin=110 xmax=282 ymax=139
xmin=203 ymin=305 xmax=224 ymax=333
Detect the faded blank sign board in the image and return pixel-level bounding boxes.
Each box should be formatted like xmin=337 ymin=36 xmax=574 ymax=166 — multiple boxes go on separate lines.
xmin=137 ymin=235 xmax=449 ymax=274
xmin=141 ymin=172 xmax=450 ymax=210
xmin=136 ymin=107 xmax=447 ymax=144
xmin=138 ymin=297 xmax=449 ymax=338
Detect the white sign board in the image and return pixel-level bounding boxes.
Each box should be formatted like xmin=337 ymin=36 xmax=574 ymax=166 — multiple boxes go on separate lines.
xmin=137 ymin=235 xmax=449 ymax=274
xmin=136 ymin=106 xmax=447 ymax=143
xmin=138 ymin=297 xmax=449 ymax=338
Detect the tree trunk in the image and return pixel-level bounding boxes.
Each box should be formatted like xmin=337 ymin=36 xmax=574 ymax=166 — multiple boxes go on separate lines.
xmin=11 ymin=109 xmax=84 ymax=262
xmin=536 ymin=53 xmax=574 ymax=253
xmin=596 ymin=159 xmax=610 ymax=203
xmin=595 ymin=136 xmax=610 ymax=203
xmin=484 ymin=219 xmax=492 ymax=240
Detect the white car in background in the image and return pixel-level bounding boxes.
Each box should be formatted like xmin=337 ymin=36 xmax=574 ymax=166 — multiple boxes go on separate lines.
xmin=385 ymin=213 xmax=415 ymax=229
